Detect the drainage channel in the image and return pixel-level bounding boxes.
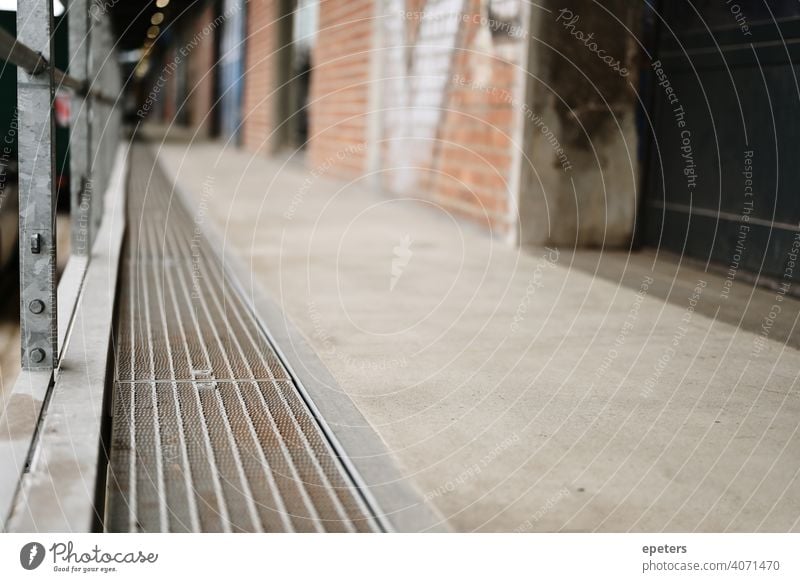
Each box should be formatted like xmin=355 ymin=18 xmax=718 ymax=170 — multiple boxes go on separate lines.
xmin=104 ymin=144 xmax=384 ymax=532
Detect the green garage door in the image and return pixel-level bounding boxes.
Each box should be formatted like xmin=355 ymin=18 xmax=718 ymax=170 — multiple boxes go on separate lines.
xmin=644 ymin=1 xmax=800 ymax=285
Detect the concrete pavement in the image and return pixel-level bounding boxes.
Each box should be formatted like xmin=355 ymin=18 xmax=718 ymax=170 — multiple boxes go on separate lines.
xmin=152 ymin=128 xmax=800 ymax=532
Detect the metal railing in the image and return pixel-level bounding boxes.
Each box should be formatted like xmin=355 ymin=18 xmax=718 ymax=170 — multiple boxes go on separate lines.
xmin=0 ymin=0 xmax=121 ymax=371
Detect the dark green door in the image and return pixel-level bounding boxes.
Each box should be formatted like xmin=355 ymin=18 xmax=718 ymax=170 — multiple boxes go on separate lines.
xmin=644 ymin=1 xmax=800 ymax=284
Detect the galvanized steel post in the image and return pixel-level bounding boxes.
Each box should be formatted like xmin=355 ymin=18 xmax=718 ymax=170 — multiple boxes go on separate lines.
xmin=17 ymin=0 xmax=58 ymax=370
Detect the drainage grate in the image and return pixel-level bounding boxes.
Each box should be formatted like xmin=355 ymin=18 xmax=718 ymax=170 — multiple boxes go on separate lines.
xmin=105 ymin=145 xmax=383 ymax=532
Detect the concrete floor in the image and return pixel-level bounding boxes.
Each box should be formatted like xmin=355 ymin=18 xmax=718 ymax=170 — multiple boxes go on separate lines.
xmin=154 ymin=129 xmax=800 ymax=532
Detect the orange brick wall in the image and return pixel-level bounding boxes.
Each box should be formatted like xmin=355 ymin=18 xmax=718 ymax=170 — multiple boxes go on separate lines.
xmin=380 ymin=0 xmax=528 ymax=237
xmin=233 ymin=0 xmax=529 ymax=237
xmin=431 ymin=1 xmax=525 ymax=236
xmin=241 ymin=0 xmax=280 ymax=154
xmin=186 ymin=4 xmax=218 ymax=136
xmin=306 ymin=0 xmax=374 ymax=176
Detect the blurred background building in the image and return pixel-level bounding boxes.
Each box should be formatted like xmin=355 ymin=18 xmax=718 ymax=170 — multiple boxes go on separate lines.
xmin=126 ymin=0 xmax=800 ymax=287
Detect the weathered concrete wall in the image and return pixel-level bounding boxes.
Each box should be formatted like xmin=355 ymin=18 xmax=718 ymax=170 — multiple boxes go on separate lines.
xmin=518 ymin=0 xmax=642 ymax=247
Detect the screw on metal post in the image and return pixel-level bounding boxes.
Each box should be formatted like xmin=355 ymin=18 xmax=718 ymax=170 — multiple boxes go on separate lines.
xmin=29 ymin=348 xmax=46 ymax=364
xmin=30 ymin=233 xmax=41 ymax=254
xmin=29 ymin=299 xmax=45 ymax=314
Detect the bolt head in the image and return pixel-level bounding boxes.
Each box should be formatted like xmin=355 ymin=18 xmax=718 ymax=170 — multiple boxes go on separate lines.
xmin=29 ymin=348 xmax=46 ymax=364
xmin=29 ymin=299 xmax=45 ymax=314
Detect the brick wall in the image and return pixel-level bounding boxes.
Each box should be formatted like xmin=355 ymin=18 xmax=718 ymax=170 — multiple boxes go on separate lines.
xmin=306 ymin=0 xmax=374 ymax=176
xmin=186 ymin=4 xmax=218 ymax=136
xmin=161 ymin=0 xmax=638 ymax=245
xmin=432 ymin=1 xmax=526 ymax=235
xmin=194 ymin=0 xmax=527 ymax=238
xmin=241 ymin=0 xmax=280 ymax=153
xmin=380 ymin=0 xmax=529 ymax=238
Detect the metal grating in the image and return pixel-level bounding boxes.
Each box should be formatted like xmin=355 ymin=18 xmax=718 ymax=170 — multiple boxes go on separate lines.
xmin=105 ymin=145 xmax=383 ymax=532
